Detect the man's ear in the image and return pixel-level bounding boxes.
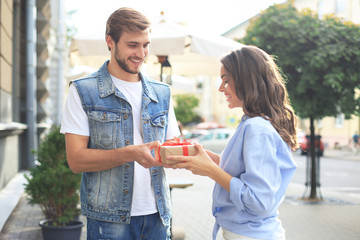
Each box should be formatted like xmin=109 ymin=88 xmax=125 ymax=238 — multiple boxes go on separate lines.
xmin=106 ymin=35 xmax=114 ymax=51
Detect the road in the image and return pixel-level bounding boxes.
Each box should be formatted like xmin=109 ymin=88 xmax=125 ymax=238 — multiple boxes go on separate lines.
xmin=291 ymin=152 xmax=360 ymax=198
xmin=168 ymin=152 xmax=360 ymax=240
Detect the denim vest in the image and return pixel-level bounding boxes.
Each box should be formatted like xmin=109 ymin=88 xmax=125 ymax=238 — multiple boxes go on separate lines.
xmin=72 ymin=61 xmax=172 ymax=227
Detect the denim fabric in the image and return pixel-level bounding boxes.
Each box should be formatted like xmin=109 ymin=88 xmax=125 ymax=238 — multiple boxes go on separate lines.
xmin=73 ymin=61 xmax=172 ymax=228
xmin=87 ymin=213 xmax=171 ymax=240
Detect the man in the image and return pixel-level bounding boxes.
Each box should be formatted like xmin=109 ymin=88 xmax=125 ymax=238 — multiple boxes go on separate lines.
xmin=353 ymin=132 xmax=359 ymax=153
xmin=60 ymin=7 xmax=180 ymax=239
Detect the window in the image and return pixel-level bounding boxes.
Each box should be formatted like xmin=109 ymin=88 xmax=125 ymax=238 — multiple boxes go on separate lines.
xmin=317 ymin=0 xmax=325 ymax=19
xmin=335 ymin=0 xmax=346 ymax=13
xmin=216 ymin=133 xmax=229 ymax=140
xmin=200 ymin=133 xmax=214 ymax=141
xmin=335 ymin=114 xmax=344 ymax=128
xmin=316 ymin=119 xmax=323 ymax=129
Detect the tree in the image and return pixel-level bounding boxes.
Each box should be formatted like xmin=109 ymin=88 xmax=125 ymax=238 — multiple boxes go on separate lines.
xmin=173 ymin=94 xmax=200 ymax=125
xmin=242 ymin=2 xmax=360 ymax=199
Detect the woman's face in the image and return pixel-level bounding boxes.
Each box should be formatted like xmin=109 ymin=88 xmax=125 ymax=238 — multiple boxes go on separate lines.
xmin=219 ymin=65 xmax=243 ymax=109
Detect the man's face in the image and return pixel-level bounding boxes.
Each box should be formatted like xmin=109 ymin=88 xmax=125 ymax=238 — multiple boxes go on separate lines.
xmin=112 ymin=30 xmax=150 ymax=74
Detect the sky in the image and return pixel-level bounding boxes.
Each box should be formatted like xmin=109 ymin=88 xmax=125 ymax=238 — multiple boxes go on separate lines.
xmin=65 ymin=0 xmax=287 ymax=38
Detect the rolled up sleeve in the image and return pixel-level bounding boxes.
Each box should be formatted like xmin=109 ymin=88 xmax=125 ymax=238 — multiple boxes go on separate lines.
xmin=229 ymin=131 xmax=282 ymax=216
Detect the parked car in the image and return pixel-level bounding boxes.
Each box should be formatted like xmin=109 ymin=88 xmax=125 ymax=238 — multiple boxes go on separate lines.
xmin=195 ymin=128 xmax=235 ymax=153
xmin=183 ymin=129 xmax=209 ymax=141
xmin=299 ymin=134 xmax=324 ymax=156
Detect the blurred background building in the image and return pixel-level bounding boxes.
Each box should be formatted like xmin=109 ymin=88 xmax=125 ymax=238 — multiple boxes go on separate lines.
xmin=0 ymin=0 xmax=67 ymax=192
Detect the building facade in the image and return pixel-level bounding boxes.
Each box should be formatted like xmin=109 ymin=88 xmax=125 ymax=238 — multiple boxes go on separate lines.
xmin=0 ymin=0 xmax=66 ymax=192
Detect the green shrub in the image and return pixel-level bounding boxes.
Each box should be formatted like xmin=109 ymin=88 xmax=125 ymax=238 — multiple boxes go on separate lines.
xmin=24 ymin=125 xmax=81 ymax=226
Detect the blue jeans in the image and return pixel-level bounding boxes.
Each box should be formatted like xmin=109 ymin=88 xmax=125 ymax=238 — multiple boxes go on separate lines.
xmin=86 ymin=213 xmax=170 ymax=240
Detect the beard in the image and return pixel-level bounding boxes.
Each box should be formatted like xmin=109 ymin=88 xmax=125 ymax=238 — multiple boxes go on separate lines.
xmin=114 ymin=46 xmax=142 ymax=75
xmin=115 ymin=57 xmax=139 ymax=74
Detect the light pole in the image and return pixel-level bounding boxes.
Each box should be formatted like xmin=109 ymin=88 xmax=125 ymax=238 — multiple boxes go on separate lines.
xmin=157 ymin=55 xmax=172 ymax=85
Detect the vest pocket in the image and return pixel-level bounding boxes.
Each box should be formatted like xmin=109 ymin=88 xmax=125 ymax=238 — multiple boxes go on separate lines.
xmin=88 ymin=110 xmax=122 ymax=149
xmin=150 ymin=113 xmax=168 ymax=127
xmin=150 ymin=112 xmax=168 ymax=141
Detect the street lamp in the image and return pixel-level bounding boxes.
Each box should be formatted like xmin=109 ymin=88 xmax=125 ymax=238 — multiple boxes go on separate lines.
xmin=157 ymin=55 xmax=172 ymax=85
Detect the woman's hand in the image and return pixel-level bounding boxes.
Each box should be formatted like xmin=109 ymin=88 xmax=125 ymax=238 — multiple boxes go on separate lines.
xmin=165 ymin=143 xmax=218 ymax=177
xmin=165 ymin=143 xmax=232 ymax=192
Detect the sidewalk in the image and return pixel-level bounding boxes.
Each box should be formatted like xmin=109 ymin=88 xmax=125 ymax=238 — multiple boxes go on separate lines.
xmin=1 ymin=150 xmax=360 ymax=240
xmin=323 ymin=148 xmax=360 ymax=162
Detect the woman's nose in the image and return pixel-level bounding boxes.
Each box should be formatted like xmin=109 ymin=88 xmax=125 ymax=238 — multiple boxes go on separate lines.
xmin=218 ymin=82 xmax=225 ymax=92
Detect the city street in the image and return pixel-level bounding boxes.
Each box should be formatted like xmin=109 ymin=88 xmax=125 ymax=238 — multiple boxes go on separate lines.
xmin=292 ymin=152 xmax=360 ymax=198
xmin=167 ymin=150 xmax=360 ymax=240
xmin=1 ymin=1 xmax=360 ymax=240
xmin=1 ymin=150 xmax=359 ymax=240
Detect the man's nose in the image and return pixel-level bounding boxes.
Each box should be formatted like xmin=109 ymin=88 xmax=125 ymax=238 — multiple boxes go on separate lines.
xmin=137 ymin=47 xmax=147 ymax=58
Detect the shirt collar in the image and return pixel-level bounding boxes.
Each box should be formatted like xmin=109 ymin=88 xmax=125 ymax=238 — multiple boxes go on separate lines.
xmin=241 ymin=115 xmax=249 ymax=122
xmin=97 ymin=60 xmax=158 ymax=103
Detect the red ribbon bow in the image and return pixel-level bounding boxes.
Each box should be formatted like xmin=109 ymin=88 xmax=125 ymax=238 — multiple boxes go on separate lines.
xmin=161 ymin=137 xmax=192 ymax=146
xmin=158 ymin=137 xmax=192 ymax=162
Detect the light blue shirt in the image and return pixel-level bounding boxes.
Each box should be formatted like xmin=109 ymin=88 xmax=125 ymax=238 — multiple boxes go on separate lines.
xmin=212 ymin=115 xmax=297 ymax=240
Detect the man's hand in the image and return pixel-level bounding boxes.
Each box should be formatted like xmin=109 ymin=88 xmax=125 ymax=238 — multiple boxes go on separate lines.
xmin=132 ymin=141 xmax=162 ymax=168
xmin=65 ymin=133 xmax=163 ymax=173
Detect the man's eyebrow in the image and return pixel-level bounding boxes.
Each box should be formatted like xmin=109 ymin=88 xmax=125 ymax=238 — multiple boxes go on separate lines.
xmin=126 ymin=41 xmax=151 ymax=45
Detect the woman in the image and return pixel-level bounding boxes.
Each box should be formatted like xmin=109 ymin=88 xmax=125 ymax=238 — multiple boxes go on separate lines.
xmin=167 ymin=46 xmax=298 ymax=240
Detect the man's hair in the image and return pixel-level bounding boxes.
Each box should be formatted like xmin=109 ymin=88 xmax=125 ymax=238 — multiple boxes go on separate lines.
xmin=220 ymin=46 xmax=298 ymax=150
xmin=105 ymin=7 xmax=151 ymax=50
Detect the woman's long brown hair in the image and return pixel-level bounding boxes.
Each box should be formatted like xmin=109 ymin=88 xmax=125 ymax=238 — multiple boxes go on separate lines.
xmin=220 ymin=46 xmax=298 ymax=150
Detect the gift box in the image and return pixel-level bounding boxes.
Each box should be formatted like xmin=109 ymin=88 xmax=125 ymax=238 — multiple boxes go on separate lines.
xmin=155 ymin=138 xmax=197 ymax=164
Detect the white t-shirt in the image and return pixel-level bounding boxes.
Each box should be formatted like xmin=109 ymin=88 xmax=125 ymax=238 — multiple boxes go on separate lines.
xmin=60 ymin=75 xmax=180 ymax=216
